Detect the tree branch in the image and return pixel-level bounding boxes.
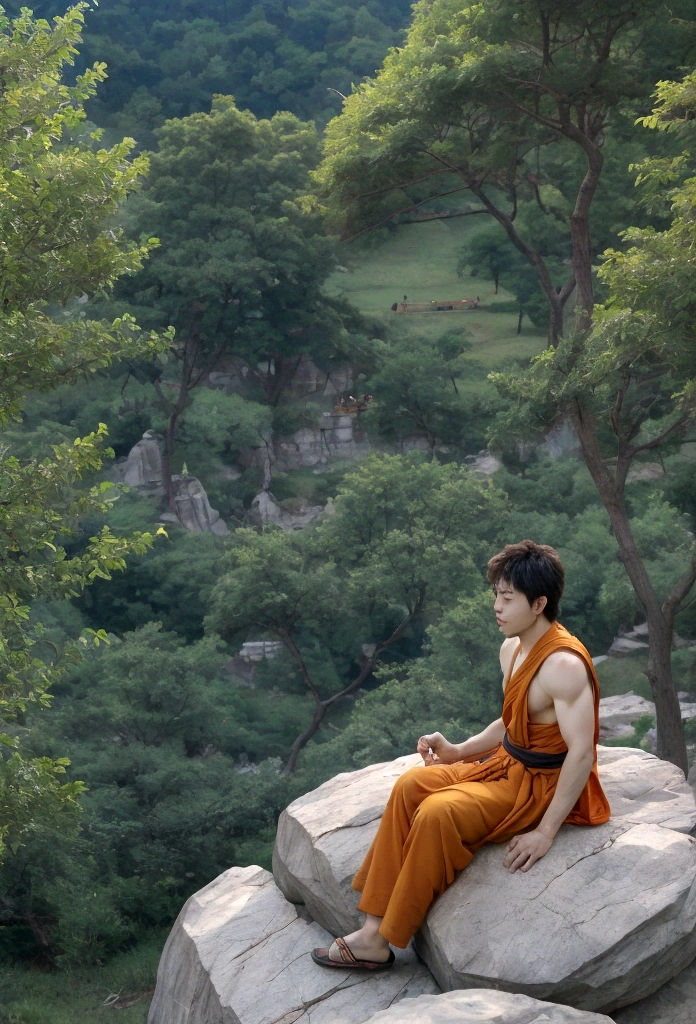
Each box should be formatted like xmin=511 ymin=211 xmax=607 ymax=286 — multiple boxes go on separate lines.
xmin=663 ymin=550 xmax=696 ymax=624
xmin=625 ymin=410 xmax=694 ymax=459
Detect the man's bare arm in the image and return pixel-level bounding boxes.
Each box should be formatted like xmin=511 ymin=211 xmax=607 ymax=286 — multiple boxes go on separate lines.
xmin=504 ymin=652 xmax=595 ymax=873
xmin=417 ymin=719 xmax=505 ymax=765
xmin=416 ymin=639 xmax=514 ymax=764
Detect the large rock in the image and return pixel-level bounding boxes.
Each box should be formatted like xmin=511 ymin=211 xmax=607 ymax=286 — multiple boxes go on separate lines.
xmin=273 ymin=754 xmax=422 ymax=934
xmin=160 ymin=473 xmax=229 ymax=535
xmin=598 ymin=693 xmax=656 ymax=740
xmin=123 ymin=430 xmax=163 ymax=489
xmin=148 ymin=864 xmax=438 ymax=1024
xmin=363 ymin=990 xmax=613 ymax=1024
xmin=611 ymin=956 xmax=696 ymax=1024
xmin=273 ymin=748 xmax=696 ymax=1014
xmin=249 ymin=490 xmax=324 ymax=530
xmin=599 ymin=691 xmax=696 ymax=740
xmin=416 ymin=819 xmax=696 ymax=1013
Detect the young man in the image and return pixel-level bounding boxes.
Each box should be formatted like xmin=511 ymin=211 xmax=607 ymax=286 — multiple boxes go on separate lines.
xmin=312 ymin=540 xmax=611 ymax=971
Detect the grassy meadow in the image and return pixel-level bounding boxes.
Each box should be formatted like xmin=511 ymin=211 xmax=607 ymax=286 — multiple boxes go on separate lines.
xmin=325 ymin=217 xmax=548 ymax=364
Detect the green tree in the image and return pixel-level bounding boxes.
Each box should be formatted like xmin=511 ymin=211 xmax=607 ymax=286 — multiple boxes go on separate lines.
xmin=491 ymin=70 xmax=696 ymax=770
xmin=207 ymin=454 xmax=503 ymax=770
xmin=316 ymin=0 xmax=695 ymax=344
xmin=1 ymin=623 xmax=293 ymax=965
xmin=0 ymin=3 xmax=170 ymax=856
xmin=300 ymin=591 xmax=503 ymax=781
xmin=108 ymin=95 xmax=375 ymax=511
xmin=364 ymin=328 xmax=491 ymax=455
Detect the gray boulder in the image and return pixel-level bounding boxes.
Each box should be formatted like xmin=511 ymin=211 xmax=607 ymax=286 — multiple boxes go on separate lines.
xmin=123 ymin=430 xmax=163 ymax=489
xmin=598 ymin=693 xmax=656 ymax=740
xmin=363 ymin=990 xmax=613 ymax=1024
xmin=249 ymin=490 xmax=324 ymax=530
xmin=273 ymin=747 xmax=696 ymax=1014
xmin=147 ymin=864 xmax=438 ymax=1024
xmin=612 ymin=956 xmax=696 ymax=1024
xmin=161 ymin=473 xmax=229 ymax=535
xmin=273 ymin=754 xmax=422 ymax=935
xmin=417 ymin=819 xmax=696 ymax=1013
xmin=599 ymin=691 xmax=696 ymax=740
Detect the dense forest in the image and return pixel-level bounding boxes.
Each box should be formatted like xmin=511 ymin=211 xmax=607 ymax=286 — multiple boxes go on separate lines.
xmin=1 ymin=1 xmax=696 ymax=1020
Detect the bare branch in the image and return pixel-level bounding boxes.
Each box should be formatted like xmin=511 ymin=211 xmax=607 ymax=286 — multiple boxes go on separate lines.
xmin=626 ymin=410 xmax=693 ymax=459
xmin=663 ymin=551 xmax=696 ymax=623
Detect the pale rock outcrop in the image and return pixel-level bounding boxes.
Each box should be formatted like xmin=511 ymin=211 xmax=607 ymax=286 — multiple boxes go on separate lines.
xmin=416 ymin=818 xmax=696 ymax=1012
xmin=147 ymin=864 xmax=438 ymax=1024
xmin=248 ymin=490 xmax=324 ymax=530
xmin=606 ymin=622 xmax=690 ymax=655
xmin=272 ymin=413 xmax=370 ymax=472
xmin=612 ymin=956 xmax=696 ymax=1024
xmin=626 ymin=462 xmax=664 ymax=483
xmin=123 ymin=430 xmax=163 ymax=489
xmin=608 ymin=636 xmax=649 ymax=656
xmin=464 ymin=450 xmax=503 ymax=476
xmin=599 ymin=691 xmax=696 ymax=740
xmin=273 ymin=747 xmax=696 ymax=1014
xmin=363 ymin=990 xmax=613 ymax=1024
xmin=160 ymin=474 xmax=229 ymax=535
xmin=598 ymin=693 xmax=656 ymax=740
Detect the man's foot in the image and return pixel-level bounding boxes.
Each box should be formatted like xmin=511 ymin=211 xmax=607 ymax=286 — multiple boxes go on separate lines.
xmin=328 ymin=928 xmax=391 ymax=964
xmin=311 ymin=936 xmax=395 ymax=971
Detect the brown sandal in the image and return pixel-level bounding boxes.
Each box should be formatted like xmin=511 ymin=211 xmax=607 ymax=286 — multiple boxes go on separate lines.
xmin=311 ymin=936 xmax=395 ymax=970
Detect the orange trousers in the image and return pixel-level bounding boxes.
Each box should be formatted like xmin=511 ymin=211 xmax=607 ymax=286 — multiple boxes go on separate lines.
xmin=352 ymin=763 xmax=522 ymax=947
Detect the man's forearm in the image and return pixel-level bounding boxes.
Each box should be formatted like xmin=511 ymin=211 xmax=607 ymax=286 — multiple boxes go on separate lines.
xmin=453 ymin=718 xmax=505 ymax=761
xmin=537 ymin=747 xmax=594 ymax=838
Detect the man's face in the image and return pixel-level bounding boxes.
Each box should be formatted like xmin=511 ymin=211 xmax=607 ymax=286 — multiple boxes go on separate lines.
xmin=492 ymin=580 xmax=542 ymax=637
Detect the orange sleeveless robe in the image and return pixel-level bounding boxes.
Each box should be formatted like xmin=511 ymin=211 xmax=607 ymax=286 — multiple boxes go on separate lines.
xmin=352 ymin=621 xmax=611 ymax=947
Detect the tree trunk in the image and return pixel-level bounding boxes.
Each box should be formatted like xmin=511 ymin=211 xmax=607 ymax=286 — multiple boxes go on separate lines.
xmin=285 ymin=702 xmax=328 ymax=773
xmin=163 ymin=389 xmax=188 ymax=515
xmin=494 ymin=274 xmax=499 ymax=294
xmin=570 ymin=401 xmax=687 ymax=772
xmin=645 ymin=610 xmax=685 ymax=770
xmin=469 ymin=182 xmax=565 ymax=346
xmin=563 ymin=131 xmax=603 ymax=332
xmin=517 ymin=306 xmax=523 ymax=335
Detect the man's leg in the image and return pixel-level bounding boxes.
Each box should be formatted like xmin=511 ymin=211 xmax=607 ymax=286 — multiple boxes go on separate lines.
xmin=337 ymin=772 xmax=518 ymax=956
xmin=322 ymin=764 xmax=463 ymax=963
xmin=378 ymin=778 xmax=517 ymax=946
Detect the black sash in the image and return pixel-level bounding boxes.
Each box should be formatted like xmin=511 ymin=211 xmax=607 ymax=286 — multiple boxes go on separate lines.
xmin=502 ymin=732 xmax=567 ymax=769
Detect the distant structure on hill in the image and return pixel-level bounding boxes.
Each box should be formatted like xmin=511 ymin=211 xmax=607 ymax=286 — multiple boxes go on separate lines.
xmin=391 ymin=297 xmax=479 ymax=313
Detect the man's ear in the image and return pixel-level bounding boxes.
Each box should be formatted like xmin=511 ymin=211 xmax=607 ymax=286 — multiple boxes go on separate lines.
xmin=532 ymin=595 xmax=548 ymax=617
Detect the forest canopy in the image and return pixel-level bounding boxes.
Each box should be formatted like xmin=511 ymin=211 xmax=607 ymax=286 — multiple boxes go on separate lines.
xmin=0 ymin=1 xmax=696 ymax=1009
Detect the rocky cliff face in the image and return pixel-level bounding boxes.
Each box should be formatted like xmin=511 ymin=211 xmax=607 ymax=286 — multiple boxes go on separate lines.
xmin=149 ymin=746 xmax=696 ymax=1024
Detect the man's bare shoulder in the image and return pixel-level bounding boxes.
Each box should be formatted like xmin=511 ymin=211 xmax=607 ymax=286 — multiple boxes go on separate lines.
xmin=499 ymin=636 xmax=518 ymax=674
xmin=537 ymin=649 xmax=591 ymax=701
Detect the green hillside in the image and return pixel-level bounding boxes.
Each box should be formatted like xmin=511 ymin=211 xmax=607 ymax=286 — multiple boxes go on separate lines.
xmin=325 ymin=218 xmax=548 ymax=364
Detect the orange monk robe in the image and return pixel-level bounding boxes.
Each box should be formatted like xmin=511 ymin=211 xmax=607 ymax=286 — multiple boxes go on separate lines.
xmin=352 ymin=621 xmax=611 ymax=948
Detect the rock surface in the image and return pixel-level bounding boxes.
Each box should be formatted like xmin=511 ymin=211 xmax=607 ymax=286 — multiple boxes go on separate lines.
xmin=123 ymin=430 xmax=163 ymax=489
xmin=417 ymin=819 xmax=696 ymax=1012
xmin=249 ymin=489 xmax=324 ymax=530
xmin=611 ymin=956 xmax=696 ymax=1024
xmin=599 ymin=691 xmax=696 ymax=740
xmin=161 ymin=473 xmax=229 ymax=535
xmin=147 ymin=864 xmax=438 ymax=1024
xmin=363 ymin=990 xmax=613 ymax=1024
xmin=273 ymin=753 xmax=422 ymax=935
xmin=273 ymin=747 xmax=696 ymax=1014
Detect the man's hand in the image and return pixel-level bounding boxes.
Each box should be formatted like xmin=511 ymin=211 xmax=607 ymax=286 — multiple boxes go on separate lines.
xmin=503 ymin=829 xmax=553 ymax=873
xmin=416 ymin=732 xmax=447 ymax=765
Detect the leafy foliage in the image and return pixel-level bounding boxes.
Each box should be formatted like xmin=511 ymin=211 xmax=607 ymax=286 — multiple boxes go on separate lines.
xmin=0 ymin=4 xmax=170 ymax=858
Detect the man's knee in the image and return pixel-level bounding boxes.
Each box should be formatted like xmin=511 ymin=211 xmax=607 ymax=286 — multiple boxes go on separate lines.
xmin=413 ymin=790 xmax=460 ymax=826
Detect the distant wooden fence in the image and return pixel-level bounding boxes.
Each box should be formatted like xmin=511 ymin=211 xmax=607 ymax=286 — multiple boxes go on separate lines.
xmin=394 ymin=299 xmax=479 ymax=313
